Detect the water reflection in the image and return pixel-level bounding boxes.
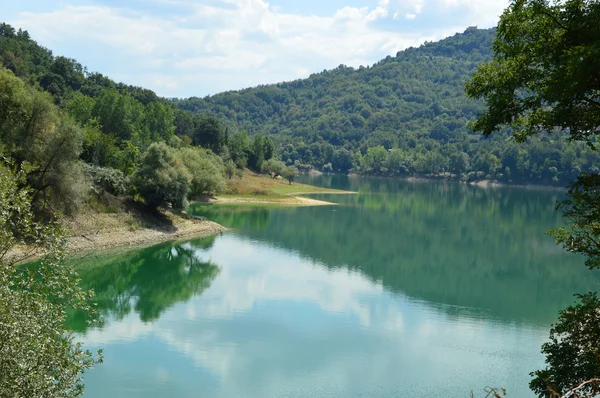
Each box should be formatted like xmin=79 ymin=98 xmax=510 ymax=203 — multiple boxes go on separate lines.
xmin=67 ymin=238 xmax=220 ymax=331
xmin=191 ymin=178 xmax=597 ymax=325
xmin=78 ymin=235 xmax=549 ymax=397
xmin=74 ymin=177 xmax=600 ymax=397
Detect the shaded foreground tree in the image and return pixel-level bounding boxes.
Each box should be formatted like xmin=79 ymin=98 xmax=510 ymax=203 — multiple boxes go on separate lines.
xmin=529 ymin=293 xmax=600 ymax=397
xmin=465 ymin=0 xmax=600 ymax=142
xmin=0 ymin=163 xmax=102 ymax=397
xmin=466 ymin=0 xmax=600 ymax=396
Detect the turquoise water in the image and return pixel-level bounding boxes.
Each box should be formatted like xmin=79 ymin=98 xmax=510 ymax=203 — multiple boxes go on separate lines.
xmin=72 ymin=176 xmax=598 ymax=397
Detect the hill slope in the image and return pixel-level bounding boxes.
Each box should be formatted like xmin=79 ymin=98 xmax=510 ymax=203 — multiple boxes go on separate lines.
xmin=176 ymin=28 xmax=599 ymax=186
xmin=178 ymin=27 xmax=493 ymax=144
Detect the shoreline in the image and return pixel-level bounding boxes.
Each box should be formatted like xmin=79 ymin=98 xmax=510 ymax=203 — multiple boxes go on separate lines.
xmin=205 ymin=196 xmax=336 ymax=206
xmin=346 ymin=173 xmax=565 ymax=190
xmin=66 ymin=218 xmax=227 ymax=256
xmin=202 ymin=191 xmax=356 ymax=206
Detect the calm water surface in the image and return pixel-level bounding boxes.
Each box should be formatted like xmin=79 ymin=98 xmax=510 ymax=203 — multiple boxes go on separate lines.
xmin=71 ymin=176 xmax=599 ymax=397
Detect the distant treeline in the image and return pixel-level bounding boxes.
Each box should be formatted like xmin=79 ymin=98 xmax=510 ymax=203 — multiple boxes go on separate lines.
xmin=175 ymin=27 xmax=600 ymax=186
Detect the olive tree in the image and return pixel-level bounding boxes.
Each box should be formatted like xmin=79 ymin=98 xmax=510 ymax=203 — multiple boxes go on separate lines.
xmin=282 ymin=165 xmax=299 ymax=185
xmin=262 ymin=158 xmax=286 ymax=179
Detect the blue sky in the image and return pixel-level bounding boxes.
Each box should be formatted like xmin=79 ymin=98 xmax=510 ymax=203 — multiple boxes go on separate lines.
xmin=1 ymin=0 xmax=508 ymax=98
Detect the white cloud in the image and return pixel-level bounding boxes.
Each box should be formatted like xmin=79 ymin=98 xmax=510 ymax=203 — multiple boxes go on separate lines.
xmin=78 ymin=234 xmax=551 ymax=397
xmin=9 ymin=0 xmax=507 ymax=97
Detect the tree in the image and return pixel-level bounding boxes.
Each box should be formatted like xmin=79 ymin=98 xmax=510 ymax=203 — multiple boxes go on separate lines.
xmin=0 ymin=163 xmax=102 ymax=397
xmin=144 ymin=101 xmax=175 ymax=144
xmin=550 ymin=174 xmax=600 ymax=270
xmin=465 ymin=1 xmax=600 ymax=396
xmin=229 ymin=131 xmax=251 ymax=169
xmin=224 ymin=159 xmax=236 ymax=180
xmin=0 ymin=68 xmax=86 ymax=214
xmin=178 ymin=147 xmax=226 ymax=197
xmin=193 ymin=114 xmax=227 ymax=154
xmin=333 ymin=148 xmax=354 ymax=172
xmin=465 ymin=0 xmax=600 ymax=142
xmin=249 ymin=135 xmax=270 ymax=171
xmin=282 ymin=165 xmax=299 ymax=185
xmin=133 ymin=142 xmax=191 ymax=210
xmin=361 ymin=146 xmax=389 ymax=174
xmin=450 ymin=151 xmax=469 ymax=176
xmin=92 ymin=89 xmax=144 ymax=144
xmin=261 ymin=158 xmax=286 ymax=179
xmin=530 ymin=292 xmax=600 ymax=397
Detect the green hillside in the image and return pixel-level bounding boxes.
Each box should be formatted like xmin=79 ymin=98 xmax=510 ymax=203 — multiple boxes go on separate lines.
xmin=0 ymin=22 xmax=239 ymax=215
xmin=2 ymin=22 xmax=598 ymax=189
xmin=176 ymin=27 xmax=600 ymax=186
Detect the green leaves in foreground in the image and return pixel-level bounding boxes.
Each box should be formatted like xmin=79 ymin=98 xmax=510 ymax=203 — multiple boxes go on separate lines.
xmin=466 ymin=0 xmax=600 ymax=141
xmin=550 ymin=174 xmax=600 ymax=270
xmin=530 ymin=293 xmax=600 ymax=397
xmin=0 ymin=164 xmax=102 ymax=397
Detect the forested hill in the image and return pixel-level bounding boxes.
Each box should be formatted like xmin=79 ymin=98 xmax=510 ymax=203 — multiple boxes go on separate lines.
xmin=176 ymin=27 xmax=600 ymax=186
xmin=178 ymin=27 xmax=493 ymax=143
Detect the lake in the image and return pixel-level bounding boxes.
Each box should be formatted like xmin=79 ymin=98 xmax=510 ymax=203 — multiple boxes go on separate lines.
xmin=70 ymin=175 xmax=599 ymax=397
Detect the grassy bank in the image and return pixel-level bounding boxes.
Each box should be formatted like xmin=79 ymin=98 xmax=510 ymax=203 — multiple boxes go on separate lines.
xmin=201 ymin=171 xmax=354 ymax=206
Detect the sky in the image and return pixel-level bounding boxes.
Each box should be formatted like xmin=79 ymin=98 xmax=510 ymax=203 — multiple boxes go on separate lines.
xmin=1 ymin=0 xmax=509 ymax=98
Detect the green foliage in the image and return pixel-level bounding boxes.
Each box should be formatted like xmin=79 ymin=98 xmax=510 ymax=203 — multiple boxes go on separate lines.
xmin=360 ymin=146 xmax=389 ymax=174
xmin=0 ymin=67 xmax=86 ymax=214
xmin=465 ymin=2 xmax=600 ymax=396
xmin=178 ymin=147 xmax=227 ymax=197
xmin=224 ymin=159 xmax=237 ymax=180
xmin=133 ymin=142 xmax=191 ymax=210
xmin=282 ymin=165 xmax=299 ymax=185
xmin=530 ymin=293 xmax=600 ymax=397
xmin=172 ymin=27 xmax=598 ymax=186
xmin=550 ymin=174 xmax=600 ymax=270
xmin=261 ymin=158 xmax=286 ymax=179
xmin=229 ymin=130 xmax=251 ymax=168
xmin=192 ymin=114 xmax=227 ymax=154
xmin=0 ymin=163 xmax=102 ymax=397
xmin=466 ymin=0 xmax=600 ymax=141
xmin=144 ymin=101 xmax=175 ymax=144
xmin=92 ymin=88 xmax=145 ymax=144
xmin=248 ymin=134 xmax=275 ymax=171
xmin=0 ymin=24 xmax=239 ymax=214
xmin=83 ymin=164 xmax=129 ymax=196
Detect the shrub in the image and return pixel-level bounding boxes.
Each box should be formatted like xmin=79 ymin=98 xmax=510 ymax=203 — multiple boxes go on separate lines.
xmin=83 ymin=164 xmax=129 ymax=196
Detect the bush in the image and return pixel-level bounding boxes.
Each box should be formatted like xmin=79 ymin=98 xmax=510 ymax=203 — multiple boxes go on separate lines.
xmin=83 ymin=164 xmax=129 ymax=196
